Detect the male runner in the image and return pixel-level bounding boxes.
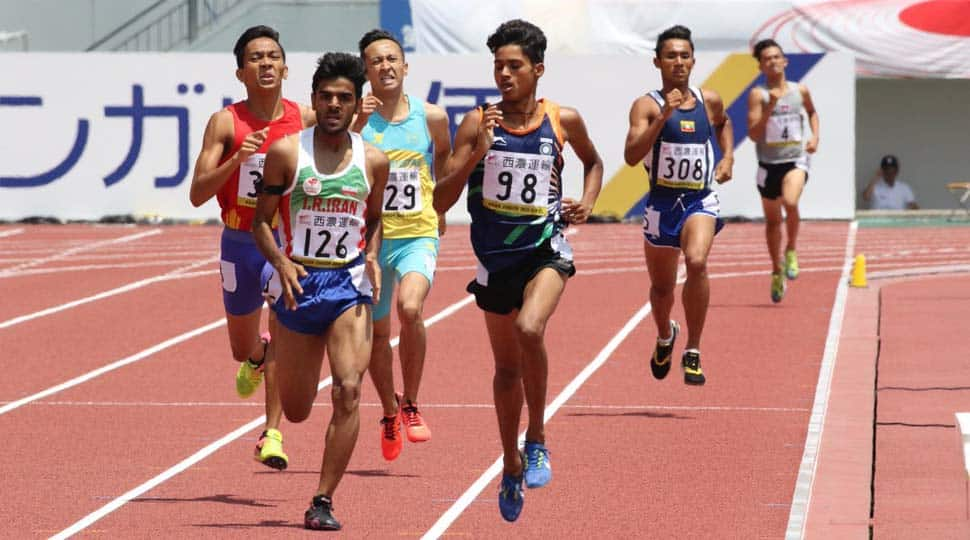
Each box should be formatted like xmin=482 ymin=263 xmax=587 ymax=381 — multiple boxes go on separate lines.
xmin=353 ymin=29 xmax=452 ymax=461
xmin=747 ymin=38 xmax=819 ymax=302
xmin=253 ymin=52 xmax=388 ymax=531
xmin=623 ymin=25 xmax=735 ymax=386
xmin=189 ymin=25 xmax=315 ymax=469
xmin=435 ymin=19 xmax=603 ymax=522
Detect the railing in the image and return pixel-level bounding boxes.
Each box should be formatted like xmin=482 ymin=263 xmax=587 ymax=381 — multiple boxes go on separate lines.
xmin=87 ymin=0 xmax=241 ymax=52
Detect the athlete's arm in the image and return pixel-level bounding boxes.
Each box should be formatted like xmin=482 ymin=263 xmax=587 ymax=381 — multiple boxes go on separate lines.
xmin=433 ymin=104 xmax=502 ymax=214
xmin=189 ymin=109 xmax=267 ymax=207
xmin=299 ymin=103 xmax=318 ymax=128
xmin=364 ymin=142 xmax=390 ymax=303
xmin=350 ymin=93 xmax=383 ymax=133
xmin=559 ymin=107 xmax=603 ymax=224
xmin=425 ymin=103 xmax=452 ymax=234
xmin=704 ymin=89 xmax=735 ymax=183
xmin=623 ymin=95 xmax=666 ymax=166
xmin=253 ymin=134 xmax=304 ymax=311
xmin=747 ymin=87 xmax=770 ymax=143
xmin=800 ymin=84 xmax=820 ymax=153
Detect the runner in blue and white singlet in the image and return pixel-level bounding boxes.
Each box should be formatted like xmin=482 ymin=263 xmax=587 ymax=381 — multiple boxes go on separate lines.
xmin=641 ymin=85 xmax=724 ymax=249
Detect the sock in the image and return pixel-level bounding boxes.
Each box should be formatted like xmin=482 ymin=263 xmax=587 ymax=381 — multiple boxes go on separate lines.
xmin=684 ymin=348 xmax=700 ymax=356
xmin=657 ymin=321 xmax=675 ymax=345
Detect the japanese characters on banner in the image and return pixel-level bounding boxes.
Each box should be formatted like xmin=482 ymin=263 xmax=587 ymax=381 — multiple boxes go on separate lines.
xmin=0 ymin=51 xmax=854 ymax=222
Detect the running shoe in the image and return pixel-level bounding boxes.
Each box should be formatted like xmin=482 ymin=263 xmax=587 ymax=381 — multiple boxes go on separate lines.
xmin=650 ymin=320 xmax=680 ymax=380
xmin=235 ymin=333 xmax=269 ymax=398
xmin=771 ymin=272 xmax=786 ymax=304
xmin=682 ymin=350 xmax=706 ymax=386
xmin=254 ymin=428 xmax=288 ymax=470
xmin=380 ymin=414 xmax=403 ymax=461
xmin=523 ymin=440 xmax=551 ymax=489
xmin=785 ymin=249 xmax=800 ymax=280
xmin=304 ymin=494 xmax=341 ymax=531
xmin=498 ymin=471 xmax=525 ymax=522
xmin=399 ymin=395 xmax=431 ymax=443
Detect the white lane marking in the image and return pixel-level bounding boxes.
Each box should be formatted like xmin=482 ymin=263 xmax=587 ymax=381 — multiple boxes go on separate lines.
xmin=0 ymin=229 xmax=162 ymax=276
xmin=0 ymin=259 xmax=209 ymax=278
xmin=0 ymin=228 xmax=24 ymax=238
xmin=785 ymin=220 xmax=857 ymax=540
xmin=0 ymin=258 xmax=217 ymax=330
xmin=52 ymin=294 xmax=476 ymax=539
xmin=0 ymin=318 xmax=227 ymax=416
xmin=422 ymin=300 xmax=654 ymax=539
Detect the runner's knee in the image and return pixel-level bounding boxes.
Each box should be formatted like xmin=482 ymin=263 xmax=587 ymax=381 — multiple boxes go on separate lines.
xmin=331 ymin=378 xmax=361 ymax=414
xmin=683 ymin=253 xmax=708 ymax=276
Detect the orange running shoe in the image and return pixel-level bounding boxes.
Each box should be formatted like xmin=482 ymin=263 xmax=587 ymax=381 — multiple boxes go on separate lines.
xmin=380 ymin=414 xmax=403 ymax=461
xmin=399 ymin=395 xmax=431 ymax=443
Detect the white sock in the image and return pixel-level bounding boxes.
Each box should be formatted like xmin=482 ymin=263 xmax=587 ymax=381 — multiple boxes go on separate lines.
xmin=657 ymin=321 xmax=675 ymax=346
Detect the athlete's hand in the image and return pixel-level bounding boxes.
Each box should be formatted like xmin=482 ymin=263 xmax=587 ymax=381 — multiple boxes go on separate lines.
xmin=277 ymin=259 xmax=307 ymax=311
xmin=562 ymin=198 xmax=592 ymax=224
xmin=237 ymin=127 xmax=269 ymax=162
xmin=805 ymin=135 xmax=819 ymax=154
xmin=358 ymin=93 xmax=382 ymax=121
xmin=662 ymin=88 xmax=685 ymax=117
xmin=476 ymin=104 xmax=502 ymax=156
xmin=437 ymin=212 xmax=447 ymax=236
xmin=714 ymin=155 xmax=734 ymax=184
xmin=365 ymin=255 xmax=381 ymax=305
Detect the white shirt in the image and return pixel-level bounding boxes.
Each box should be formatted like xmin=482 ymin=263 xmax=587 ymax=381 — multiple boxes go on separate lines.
xmin=870 ymin=179 xmax=916 ymax=210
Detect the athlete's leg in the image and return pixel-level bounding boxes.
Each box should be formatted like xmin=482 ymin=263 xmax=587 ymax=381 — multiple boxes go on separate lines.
xmin=781 ymin=168 xmax=807 ymax=252
xmin=273 ymin=322 xmax=327 ymax=423
xmin=368 ymin=315 xmax=398 ymax=417
xmin=396 ymin=271 xmax=432 ymax=403
xmin=263 ymin=312 xmax=284 ymax=430
xmin=226 ymin=310 xmax=265 ymax=363
xmin=762 ymin=197 xmax=784 ymax=273
xmin=644 ymin=241 xmax=681 ymax=340
xmin=517 ymin=267 xmax=568 ymax=444
xmin=316 ymin=303 xmax=373 ymax=497
xmin=484 ymin=311 xmax=525 ymax=477
xmin=679 ymin=214 xmax=716 ymax=350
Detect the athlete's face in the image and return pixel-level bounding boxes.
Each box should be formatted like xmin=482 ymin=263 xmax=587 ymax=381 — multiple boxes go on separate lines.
xmin=493 ymin=44 xmax=543 ymax=101
xmin=362 ymin=39 xmax=408 ymax=95
xmin=311 ymin=77 xmax=359 ymax=135
xmin=654 ymin=39 xmax=694 ymax=85
xmin=236 ymin=37 xmax=287 ymax=90
xmin=758 ymin=46 xmax=787 ymax=76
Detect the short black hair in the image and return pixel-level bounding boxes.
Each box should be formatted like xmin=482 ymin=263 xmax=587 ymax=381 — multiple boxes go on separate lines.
xmin=312 ymin=52 xmax=367 ymax=98
xmin=486 ymin=19 xmax=546 ymax=64
xmin=753 ymin=38 xmax=783 ymax=61
xmin=358 ymin=28 xmax=405 ymax=60
xmin=655 ymin=25 xmax=694 ymax=57
xmin=233 ymin=25 xmax=285 ymax=69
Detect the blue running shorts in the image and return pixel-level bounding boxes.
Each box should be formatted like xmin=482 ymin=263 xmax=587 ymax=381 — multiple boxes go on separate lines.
xmin=642 ymin=190 xmax=724 ymax=249
xmin=220 ymin=228 xmax=278 ymax=316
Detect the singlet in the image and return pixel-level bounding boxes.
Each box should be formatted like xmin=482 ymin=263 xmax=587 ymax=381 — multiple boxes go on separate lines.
xmin=467 ymin=99 xmax=565 ymax=273
xmin=643 ymin=86 xmax=717 ymax=197
xmin=755 ymin=81 xmax=806 ymax=164
xmin=216 ymin=98 xmax=303 ymax=231
xmin=277 ymin=129 xmax=371 ymax=269
xmin=360 ymin=95 xmax=438 ymax=239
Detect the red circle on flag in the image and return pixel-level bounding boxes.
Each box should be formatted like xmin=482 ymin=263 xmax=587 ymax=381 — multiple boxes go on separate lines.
xmin=900 ymin=0 xmax=970 ymax=37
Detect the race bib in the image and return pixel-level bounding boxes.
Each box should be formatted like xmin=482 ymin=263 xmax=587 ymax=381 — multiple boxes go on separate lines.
xmin=482 ymin=150 xmax=552 ymax=216
xmin=766 ymin=113 xmax=803 ymax=146
xmin=291 ymin=209 xmax=363 ymax=267
xmin=237 ymin=153 xmax=266 ymax=208
xmin=383 ymin=167 xmax=423 ymax=215
xmin=655 ymin=142 xmax=708 ymax=190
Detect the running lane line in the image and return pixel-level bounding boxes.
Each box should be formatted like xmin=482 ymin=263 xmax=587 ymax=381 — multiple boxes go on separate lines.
xmin=422 ymin=299 xmax=654 ymax=539
xmin=0 ymin=228 xmax=24 ymax=238
xmin=51 ymin=294 xmax=476 ymax=539
xmin=0 ymin=229 xmax=162 ymax=275
xmin=784 ymin=220 xmax=857 ymax=540
xmin=0 ymin=257 xmax=217 ymax=330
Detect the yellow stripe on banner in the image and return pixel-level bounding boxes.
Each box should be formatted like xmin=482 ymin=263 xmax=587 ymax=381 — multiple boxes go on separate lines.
xmin=591 ymin=163 xmax=648 ymax=220
xmin=592 ymin=53 xmax=760 ymax=220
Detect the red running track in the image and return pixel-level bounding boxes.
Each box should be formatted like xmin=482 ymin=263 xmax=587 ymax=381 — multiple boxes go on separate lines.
xmin=0 ymin=221 xmax=966 ymax=538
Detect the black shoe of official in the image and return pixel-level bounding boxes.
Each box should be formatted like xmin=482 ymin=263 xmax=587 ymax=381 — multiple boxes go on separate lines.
xmin=304 ymin=494 xmax=341 ymax=531
xmin=681 ymin=350 xmax=706 ymax=386
xmin=650 ymin=320 xmax=680 ymax=380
